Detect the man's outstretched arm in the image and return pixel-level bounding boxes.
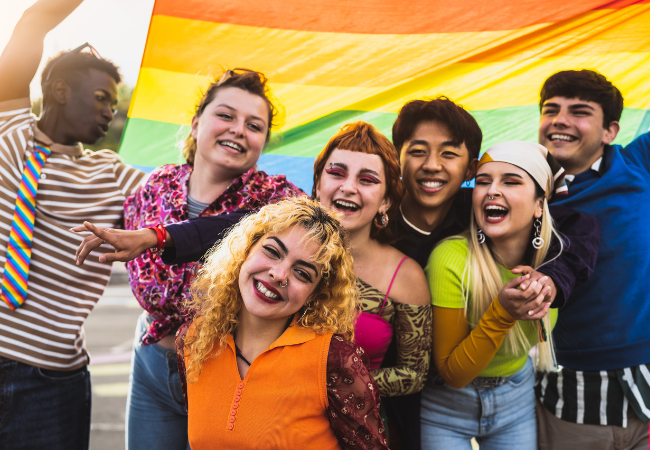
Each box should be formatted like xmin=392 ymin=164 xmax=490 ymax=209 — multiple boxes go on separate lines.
xmin=0 ymin=0 xmax=84 ymax=102
xmin=73 ymin=210 xmax=253 ymax=266
xmin=162 ymin=210 xmax=253 ymax=264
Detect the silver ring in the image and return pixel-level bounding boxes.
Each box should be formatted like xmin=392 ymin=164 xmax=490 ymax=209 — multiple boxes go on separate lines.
xmin=280 ymin=280 xmax=288 ymax=288
xmin=488 ymin=195 xmax=495 ymax=200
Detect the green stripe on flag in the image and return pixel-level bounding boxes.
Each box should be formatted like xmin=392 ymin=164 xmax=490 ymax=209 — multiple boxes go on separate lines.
xmin=120 ymin=107 xmax=648 ymax=167
xmin=119 ymin=118 xmax=190 ymax=167
xmin=265 ymin=110 xmax=398 ymax=157
xmin=472 ymin=106 xmax=646 ymax=154
xmin=634 ymin=110 xmax=650 ymax=138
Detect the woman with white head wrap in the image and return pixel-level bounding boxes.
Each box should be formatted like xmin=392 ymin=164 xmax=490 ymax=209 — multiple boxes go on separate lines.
xmin=420 ymin=141 xmax=567 ymax=449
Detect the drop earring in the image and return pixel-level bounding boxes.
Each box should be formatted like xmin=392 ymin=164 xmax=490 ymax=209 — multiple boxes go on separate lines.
xmin=289 ymin=307 xmax=310 ymax=327
xmin=532 ymin=218 xmax=544 ymax=249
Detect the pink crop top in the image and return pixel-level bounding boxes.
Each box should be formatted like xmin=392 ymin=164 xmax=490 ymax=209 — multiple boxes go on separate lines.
xmin=354 ymin=256 xmax=409 ymax=370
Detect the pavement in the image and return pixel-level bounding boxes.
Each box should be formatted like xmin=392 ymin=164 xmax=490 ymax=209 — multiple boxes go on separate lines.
xmin=85 ymin=263 xmax=141 ymax=450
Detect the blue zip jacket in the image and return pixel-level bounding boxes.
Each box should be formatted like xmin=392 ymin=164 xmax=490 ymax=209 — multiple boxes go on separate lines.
xmin=554 ymin=132 xmax=650 ymax=370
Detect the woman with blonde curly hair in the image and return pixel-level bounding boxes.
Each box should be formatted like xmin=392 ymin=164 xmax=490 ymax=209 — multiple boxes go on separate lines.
xmin=176 ymin=197 xmax=388 ymax=450
xmin=75 ymin=122 xmax=431 ymax=445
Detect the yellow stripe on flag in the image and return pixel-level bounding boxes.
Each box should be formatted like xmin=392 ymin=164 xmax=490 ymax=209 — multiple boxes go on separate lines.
xmin=130 ymin=50 xmax=650 ymax=128
xmin=142 ymin=15 xmax=549 ymax=87
xmin=129 ymin=68 xmax=381 ymax=129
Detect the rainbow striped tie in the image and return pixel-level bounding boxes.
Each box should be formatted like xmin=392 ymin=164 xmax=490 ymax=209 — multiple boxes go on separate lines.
xmin=1 ymin=144 xmax=51 ymax=310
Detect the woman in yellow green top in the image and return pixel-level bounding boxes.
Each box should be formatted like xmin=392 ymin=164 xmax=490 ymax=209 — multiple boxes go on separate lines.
xmin=421 ymin=141 xmax=571 ymax=450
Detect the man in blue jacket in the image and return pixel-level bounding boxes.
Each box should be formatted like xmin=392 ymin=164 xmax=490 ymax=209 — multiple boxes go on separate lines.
xmin=535 ymin=70 xmax=650 ymax=449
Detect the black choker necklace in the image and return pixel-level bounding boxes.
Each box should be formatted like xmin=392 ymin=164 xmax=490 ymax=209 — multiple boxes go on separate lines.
xmin=233 ymin=314 xmax=295 ymax=367
xmin=235 ymin=344 xmax=252 ymax=366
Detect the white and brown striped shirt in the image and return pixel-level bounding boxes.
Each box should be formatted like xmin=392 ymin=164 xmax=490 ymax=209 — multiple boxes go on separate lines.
xmin=0 ymin=98 xmax=145 ymax=370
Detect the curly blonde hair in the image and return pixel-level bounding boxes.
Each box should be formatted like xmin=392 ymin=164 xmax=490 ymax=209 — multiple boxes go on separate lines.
xmin=183 ymin=197 xmax=358 ymax=381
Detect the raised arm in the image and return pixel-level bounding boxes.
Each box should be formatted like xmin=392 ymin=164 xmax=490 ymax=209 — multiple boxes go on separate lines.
xmin=0 ymin=0 xmax=84 ymax=102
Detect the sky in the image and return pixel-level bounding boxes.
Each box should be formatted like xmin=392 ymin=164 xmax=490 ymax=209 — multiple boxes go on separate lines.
xmin=0 ymin=0 xmax=155 ymax=98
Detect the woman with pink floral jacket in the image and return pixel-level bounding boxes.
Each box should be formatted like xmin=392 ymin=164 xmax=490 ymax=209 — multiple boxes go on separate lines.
xmin=121 ymin=69 xmax=300 ymax=450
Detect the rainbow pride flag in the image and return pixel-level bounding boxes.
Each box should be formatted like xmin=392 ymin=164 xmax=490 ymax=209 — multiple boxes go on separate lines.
xmin=121 ymin=0 xmax=650 ymax=192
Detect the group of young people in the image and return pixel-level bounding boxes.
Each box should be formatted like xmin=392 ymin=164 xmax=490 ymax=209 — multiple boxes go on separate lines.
xmin=0 ymin=1 xmax=648 ymax=450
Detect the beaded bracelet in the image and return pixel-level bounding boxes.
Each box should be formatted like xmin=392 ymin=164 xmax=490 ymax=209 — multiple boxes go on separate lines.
xmin=147 ymin=224 xmax=166 ymax=259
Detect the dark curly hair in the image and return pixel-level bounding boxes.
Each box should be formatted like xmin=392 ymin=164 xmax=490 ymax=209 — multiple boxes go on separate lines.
xmin=392 ymin=97 xmax=482 ymax=160
xmin=540 ymin=70 xmax=623 ymax=127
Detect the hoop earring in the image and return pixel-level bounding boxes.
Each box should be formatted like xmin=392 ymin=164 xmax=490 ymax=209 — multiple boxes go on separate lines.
xmin=477 ymin=229 xmax=486 ymax=244
xmin=532 ymin=218 xmax=544 ymax=249
xmin=289 ymin=307 xmax=309 ymax=327
xmin=374 ymin=212 xmax=389 ymax=229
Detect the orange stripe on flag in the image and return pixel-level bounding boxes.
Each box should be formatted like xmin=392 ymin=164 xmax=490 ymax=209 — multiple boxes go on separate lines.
xmin=153 ymin=0 xmax=625 ymax=34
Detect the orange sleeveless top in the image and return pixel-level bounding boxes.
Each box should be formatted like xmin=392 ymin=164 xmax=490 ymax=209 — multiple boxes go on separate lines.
xmin=186 ymin=325 xmax=341 ymax=450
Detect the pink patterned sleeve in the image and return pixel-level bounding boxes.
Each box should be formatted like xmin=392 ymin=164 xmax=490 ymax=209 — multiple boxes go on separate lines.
xmin=277 ymin=177 xmax=304 ymax=198
xmin=326 ymin=335 xmax=389 ymax=450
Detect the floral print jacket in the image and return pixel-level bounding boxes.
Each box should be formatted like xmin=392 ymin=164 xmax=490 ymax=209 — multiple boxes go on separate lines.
xmin=124 ymin=164 xmax=302 ymax=345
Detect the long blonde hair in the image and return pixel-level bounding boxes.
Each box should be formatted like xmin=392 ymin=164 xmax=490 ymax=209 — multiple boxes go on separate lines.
xmin=464 ymin=186 xmax=562 ymax=372
xmin=183 ymin=197 xmax=358 ymax=381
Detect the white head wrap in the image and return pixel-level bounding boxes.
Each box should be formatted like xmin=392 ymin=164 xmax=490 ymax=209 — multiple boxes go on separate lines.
xmin=477 ymin=141 xmax=562 ymax=197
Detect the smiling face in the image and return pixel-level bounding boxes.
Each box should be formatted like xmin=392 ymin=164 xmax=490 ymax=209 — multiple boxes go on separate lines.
xmin=239 ymin=226 xmax=323 ymax=322
xmin=315 ymin=149 xmax=390 ymax=235
xmin=63 ymin=68 xmax=118 ymax=144
xmin=400 ymin=120 xmax=476 ymax=215
xmin=538 ymin=96 xmax=619 ymax=175
xmin=191 ymin=87 xmax=269 ymax=178
xmin=473 ymin=162 xmax=543 ymax=245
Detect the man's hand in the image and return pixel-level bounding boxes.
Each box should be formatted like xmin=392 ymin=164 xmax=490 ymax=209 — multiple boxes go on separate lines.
xmin=72 ymin=221 xmax=157 ymax=265
xmin=498 ymin=272 xmax=552 ymax=321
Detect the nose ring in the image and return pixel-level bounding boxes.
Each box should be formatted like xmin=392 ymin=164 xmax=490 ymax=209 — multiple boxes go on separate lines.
xmin=488 ymin=195 xmax=495 ymax=200
xmin=280 ymin=280 xmax=288 ymax=288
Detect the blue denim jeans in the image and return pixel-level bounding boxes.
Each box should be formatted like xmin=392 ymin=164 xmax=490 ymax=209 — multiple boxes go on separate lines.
xmin=0 ymin=355 xmax=91 ymax=450
xmin=125 ymin=312 xmax=190 ymax=450
xmin=421 ymin=357 xmax=537 ymax=450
